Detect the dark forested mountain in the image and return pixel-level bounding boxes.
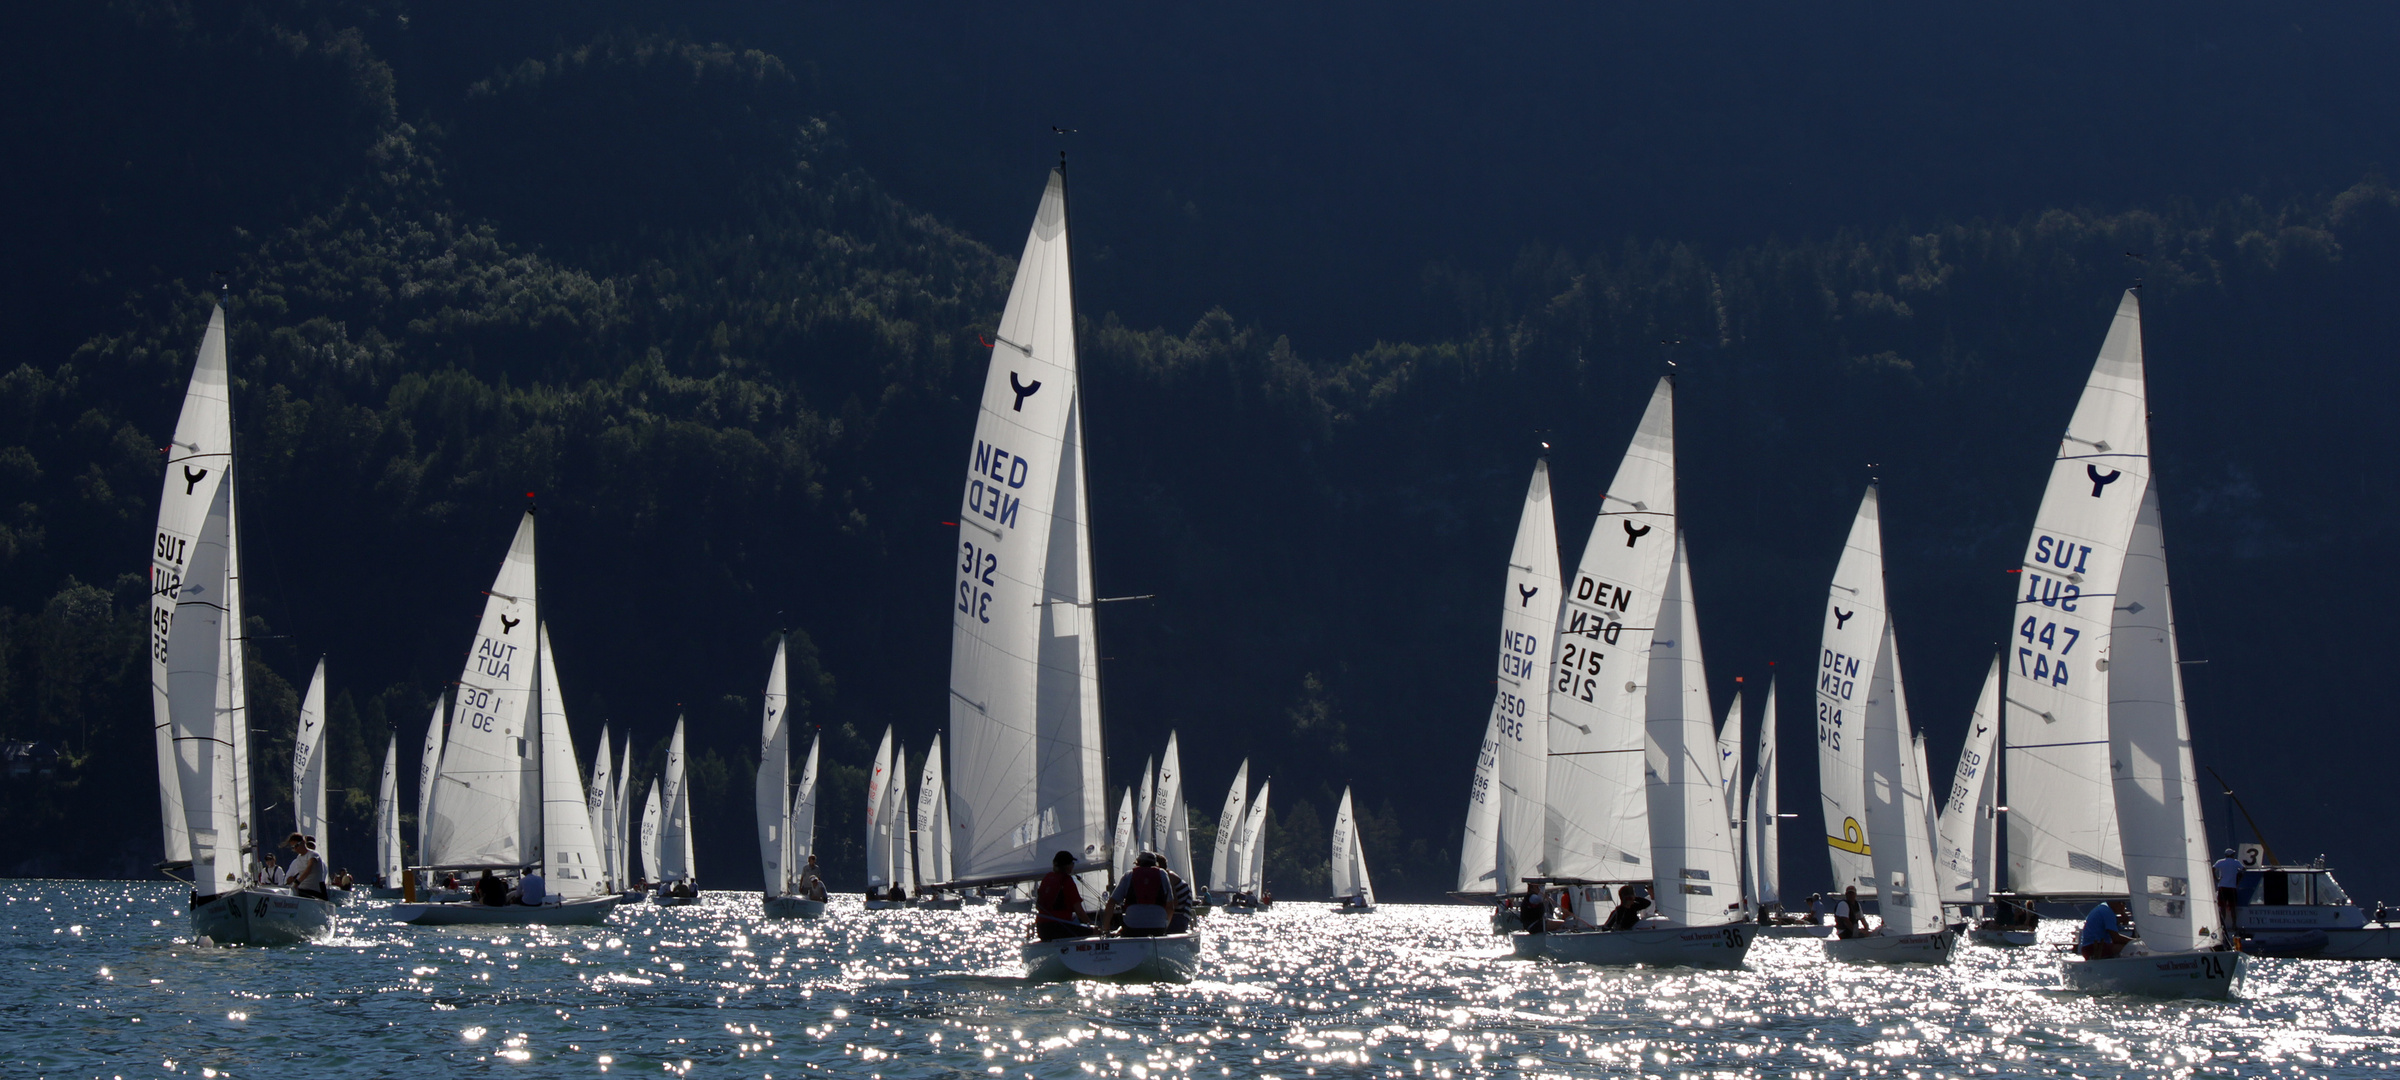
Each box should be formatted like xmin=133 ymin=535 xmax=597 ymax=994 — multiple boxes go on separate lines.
xmin=0 ymin=1 xmax=2393 ymax=904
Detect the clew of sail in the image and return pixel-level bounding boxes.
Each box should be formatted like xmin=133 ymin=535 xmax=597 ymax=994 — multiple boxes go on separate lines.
xmin=425 ymin=510 xmax=540 ymax=870
xmin=1816 ymin=486 xmax=1888 ymax=894
xmin=2005 ymin=290 xmax=2148 ymax=896
xmin=1546 ymin=379 xmax=1677 ymax=882
xmin=2106 ymin=483 xmax=2219 ymax=952
xmin=1645 ymin=535 xmax=1743 ymax=927
xmin=757 ymin=639 xmax=791 ymax=895
xmin=151 ymin=306 xmax=233 ymax=869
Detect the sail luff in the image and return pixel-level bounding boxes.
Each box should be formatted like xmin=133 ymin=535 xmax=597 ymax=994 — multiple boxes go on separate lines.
xmin=292 ymin=658 xmax=328 ymax=867
xmin=425 ymin=511 xmax=539 ymax=869
xmin=758 ymin=638 xmax=791 ymax=895
xmin=2107 ymin=483 xmax=2218 ymax=951
xmin=151 ymin=305 xmax=233 ymax=868
xmin=1488 ymin=458 xmax=1560 ymax=894
xmin=1816 ymin=485 xmax=1888 ymax=894
xmin=1546 ymin=379 xmax=1677 ymax=882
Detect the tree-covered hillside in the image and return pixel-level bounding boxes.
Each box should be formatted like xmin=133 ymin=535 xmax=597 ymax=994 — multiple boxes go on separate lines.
xmin=1 ymin=1 xmax=2393 ymax=904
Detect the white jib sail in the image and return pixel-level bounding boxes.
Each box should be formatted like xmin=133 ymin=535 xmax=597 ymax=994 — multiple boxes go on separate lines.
xmin=659 ymin=718 xmax=691 ymax=883
xmin=426 ymin=510 xmax=539 ymax=870
xmin=1482 ymin=457 xmax=1561 ymax=895
xmin=1936 ymin=658 xmax=2002 ymax=904
xmin=167 ymin=479 xmax=239 ymax=893
xmin=377 ymin=735 xmax=402 ymax=888
xmin=151 ymin=304 xmax=232 ymax=868
xmin=917 ymin=736 xmax=949 ymax=893
xmin=615 ymin=733 xmax=634 ymax=887
xmin=790 ymin=731 xmax=821 ymax=875
xmin=1330 ymin=787 xmax=1361 ymax=901
xmin=587 ymin=722 xmax=614 ymax=891
xmin=1751 ymin=680 xmax=1781 ymax=906
xmin=1547 ymin=378 xmax=1677 ymax=882
xmin=1112 ymin=790 xmax=1137 ymax=877
xmin=223 ymin=478 xmax=253 ymax=859
xmin=1137 ymin=756 xmax=1157 ymax=853
xmin=1817 ymin=485 xmax=1888 ymax=894
xmin=1645 ymin=535 xmax=1743 ymax=927
xmin=417 ymin=697 xmax=445 ymax=873
xmin=1154 ymin=734 xmax=1193 ymax=884
xmin=1861 ymin=621 xmax=1945 ymax=934
xmin=2108 ymin=484 xmax=2219 ymax=952
xmin=535 ymin=624 xmax=600 ymax=898
xmin=864 ymin=726 xmax=893 ymax=889
xmin=757 ymin=638 xmax=791 ymax=895
xmin=2005 ymin=290 xmax=2148 ymax=897
xmin=1240 ymin=781 xmax=1272 ymax=894
xmin=1716 ymin=690 xmax=1745 ymax=905
xmin=639 ymin=780 xmax=661 ymax=883
xmin=892 ymin=741 xmax=914 ymax=892
xmin=292 ymin=658 xmax=329 ymax=867
xmin=948 ymin=168 xmax=1108 ymax=885
xmin=1211 ymin=760 xmax=1249 ymax=893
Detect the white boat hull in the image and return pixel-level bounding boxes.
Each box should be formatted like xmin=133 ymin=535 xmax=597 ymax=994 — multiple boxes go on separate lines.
xmin=190 ymin=888 xmax=336 ymax=946
xmin=1971 ymin=928 xmax=2038 ymax=948
xmin=1022 ymin=931 xmax=1202 ymax=983
xmin=391 ymin=896 xmax=619 ymax=926
xmin=1333 ymin=904 xmax=1376 ymax=915
xmin=2313 ymin=927 xmax=2400 ymax=960
xmin=1756 ymin=922 xmax=1829 ymax=939
xmin=762 ymin=896 xmax=827 ymax=919
xmin=1517 ymin=921 xmax=1756 ymax=969
xmin=1823 ymin=929 xmax=1958 ymax=965
xmin=2062 ymin=949 xmax=2245 ymax=998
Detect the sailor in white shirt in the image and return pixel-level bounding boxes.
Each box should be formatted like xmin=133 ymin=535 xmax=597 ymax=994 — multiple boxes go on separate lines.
xmin=282 ymin=833 xmax=328 ymax=900
xmin=2212 ymin=848 xmax=2246 ymax=947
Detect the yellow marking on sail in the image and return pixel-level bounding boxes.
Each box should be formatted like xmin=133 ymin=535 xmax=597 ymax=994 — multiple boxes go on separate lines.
xmin=1827 ymin=817 xmax=1872 ymax=855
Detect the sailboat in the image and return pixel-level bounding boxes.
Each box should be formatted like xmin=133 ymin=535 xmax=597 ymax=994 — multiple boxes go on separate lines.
xmin=927 ymin=165 xmax=1191 ymax=982
xmin=1939 ymin=660 xmax=2019 ymax=944
xmin=862 ymin=726 xmax=902 ymax=908
xmin=1528 ymin=525 xmax=1756 ymax=967
xmin=1208 ymin=760 xmax=1250 ymax=905
xmin=392 ymin=512 xmax=617 ymax=925
xmin=1715 ymin=690 xmax=1743 ymax=915
xmin=1225 ymin=779 xmax=1272 ymax=911
xmin=151 ymin=304 xmax=333 ymax=945
xmin=1152 ymin=734 xmax=1196 ymax=898
xmin=1329 ymin=787 xmax=1376 ymax=912
xmin=1457 ymin=457 xmax=1560 ymax=934
xmin=371 ymin=734 xmax=404 ymax=898
xmin=1744 ymin=680 xmax=1815 ymax=935
xmin=915 ymin=736 xmax=963 ymax=908
xmin=1813 ymin=486 xmax=1956 ymax=964
xmin=416 ymin=698 xmax=447 ymax=897
xmin=290 ymin=659 xmax=347 ymax=904
xmin=759 ymin=638 xmax=826 ymax=917
xmin=653 ymin=718 xmax=699 ymax=904
xmin=614 ymin=733 xmax=638 ymax=899
xmin=639 ymin=780 xmax=661 ymax=888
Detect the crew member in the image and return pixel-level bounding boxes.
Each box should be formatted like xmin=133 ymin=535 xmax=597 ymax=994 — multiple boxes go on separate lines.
xmin=1109 ymin=851 xmax=1176 ymax=937
xmin=2080 ymin=899 xmax=2134 ymax=960
xmin=1035 ymin=850 xmax=1091 ymax=941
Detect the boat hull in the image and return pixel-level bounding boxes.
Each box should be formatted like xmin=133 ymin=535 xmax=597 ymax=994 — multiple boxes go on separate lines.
xmin=918 ymin=897 xmax=965 ymax=911
xmin=1970 ymin=928 xmax=2038 ymax=948
xmin=762 ymin=896 xmax=827 ymax=919
xmin=1823 ymin=929 xmax=1958 ymax=965
xmin=2312 ymin=927 xmax=2400 ymax=960
xmin=1756 ymin=922 xmax=1829 ymax=939
xmin=2062 ymin=948 xmax=2245 ymax=998
xmin=654 ymin=895 xmax=701 ymax=907
xmin=1333 ymin=904 xmax=1376 ymax=915
xmin=1022 ymin=931 xmax=1202 ymax=983
xmin=1517 ymin=921 xmax=1756 ymax=969
xmin=190 ymin=888 xmax=336 ymax=946
xmin=362 ymin=885 xmax=406 ymax=900
xmin=391 ymin=896 xmax=619 ymax=926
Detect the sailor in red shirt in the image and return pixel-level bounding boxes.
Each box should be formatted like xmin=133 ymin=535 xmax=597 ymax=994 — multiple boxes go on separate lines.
xmin=1035 ymin=850 xmax=1092 ymax=941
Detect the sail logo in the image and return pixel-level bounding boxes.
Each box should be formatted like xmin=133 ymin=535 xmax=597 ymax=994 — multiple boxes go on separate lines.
xmin=1833 ymin=608 xmax=1854 ymax=629
xmin=966 ymin=441 xmax=1030 ymax=530
xmin=1622 ymin=521 xmax=1652 ymax=547
xmin=1008 ymin=372 xmax=1042 ymax=411
xmin=182 ymin=465 xmax=209 ymax=495
xmin=2086 ymin=464 xmax=2122 ymax=498
xmin=499 ymin=615 xmax=520 ymax=635
xmin=1517 ymin=583 xmax=1539 ymax=608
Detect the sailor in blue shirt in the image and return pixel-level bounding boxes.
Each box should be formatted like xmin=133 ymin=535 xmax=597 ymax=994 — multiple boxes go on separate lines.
xmin=2079 ymin=900 xmax=2132 ymax=960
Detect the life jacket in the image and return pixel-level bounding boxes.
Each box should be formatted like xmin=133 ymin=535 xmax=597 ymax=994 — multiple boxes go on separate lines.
xmin=1125 ymin=866 xmax=1167 ymax=907
xmin=1037 ymin=870 xmax=1081 ymax=920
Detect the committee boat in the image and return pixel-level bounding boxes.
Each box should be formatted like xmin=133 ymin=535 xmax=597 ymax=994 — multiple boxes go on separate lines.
xmin=391 ymin=511 xmax=617 ymax=927
xmin=151 ymin=305 xmax=334 ymax=946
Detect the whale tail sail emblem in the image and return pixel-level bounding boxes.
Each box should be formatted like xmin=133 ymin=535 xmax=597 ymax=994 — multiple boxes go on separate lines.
xmin=182 ymin=465 xmax=209 ymax=495
xmin=1008 ymin=372 xmax=1042 ymax=412
xmin=1516 ymin=584 xmax=1539 ymax=607
xmin=1833 ymin=608 xmax=1853 ymax=629
xmin=2086 ymin=464 xmax=2122 ymax=497
xmin=499 ymin=615 xmax=521 ymax=634
xmin=1621 ymin=521 xmax=1652 ymax=547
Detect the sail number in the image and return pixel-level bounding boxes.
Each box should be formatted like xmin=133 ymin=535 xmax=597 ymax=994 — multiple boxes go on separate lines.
xmin=1817 ymin=648 xmax=1862 ymax=749
xmin=1494 ymin=689 xmax=1534 ymax=740
xmin=2016 ymin=616 xmax=2080 ymax=687
xmin=957 ymin=541 xmax=998 ymax=624
xmin=1555 ymin=641 xmax=1605 ymax=703
xmin=457 ymin=686 xmax=500 ymax=733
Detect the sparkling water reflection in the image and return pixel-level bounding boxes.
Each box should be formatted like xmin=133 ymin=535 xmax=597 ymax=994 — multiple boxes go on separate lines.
xmin=4 ymin=881 xmax=2397 ymax=1077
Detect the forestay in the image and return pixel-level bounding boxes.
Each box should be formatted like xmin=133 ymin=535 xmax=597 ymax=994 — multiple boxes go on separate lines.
xmin=151 ymin=306 xmax=233 ymax=869
xmin=1816 ymin=486 xmax=1887 ymax=894
xmin=1936 ymin=658 xmax=2002 ymax=904
xmin=2005 ymin=291 xmax=2149 ymax=896
xmin=1546 ymin=381 xmax=1677 ymax=882
xmin=1645 ymin=535 xmax=1743 ymax=927
xmin=2106 ymin=484 xmax=2219 ymax=952
xmin=425 ymin=511 xmax=540 ymax=870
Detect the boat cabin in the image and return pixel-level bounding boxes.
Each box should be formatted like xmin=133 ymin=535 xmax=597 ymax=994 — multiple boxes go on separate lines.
xmin=2231 ymin=865 xmax=2368 ymax=931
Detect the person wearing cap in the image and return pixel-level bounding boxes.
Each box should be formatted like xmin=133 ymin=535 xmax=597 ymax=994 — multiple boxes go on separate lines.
xmin=1108 ymin=851 xmax=1177 ymax=937
xmin=282 ymin=833 xmax=328 ymax=901
xmin=2213 ymin=848 xmax=2246 ymax=946
xmin=1034 ymin=850 xmax=1091 ymax=941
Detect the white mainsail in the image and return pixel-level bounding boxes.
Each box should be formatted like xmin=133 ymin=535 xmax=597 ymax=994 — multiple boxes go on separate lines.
xmin=1479 ymin=457 xmax=1561 ymax=895
xmin=425 ymin=510 xmax=540 ymax=870
xmin=1210 ymin=760 xmax=1250 ymax=893
xmin=2005 ymin=291 xmax=2148 ymax=897
xmin=1154 ymin=734 xmax=1193 ymax=885
xmin=1330 ymin=787 xmax=1374 ymax=904
xmin=864 ymin=726 xmax=894 ymax=889
xmin=790 ymin=731 xmax=821 ymax=877
xmin=614 ymin=733 xmax=634 ymax=887
xmin=376 ymin=735 xmax=402 ymax=888
xmin=167 ymin=480 xmax=241 ymax=892
xmin=417 ymin=697 xmax=444 ymax=874
xmin=1748 ymin=679 xmax=1782 ymax=907
xmin=2106 ymin=484 xmax=2219 ymax=951
xmin=1936 ymin=658 xmax=2002 ymax=904
xmin=639 ymin=780 xmax=660 ymax=883
xmin=757 ymin=639 xmax=792 ymax=896
xmin=292 ymin=658 xmax=329 ymax=867
xmin=1547 ymin=379 xmax=1677 ymax=882
xmin=1645 ymin=535 xmax=1743 ymax=927
xmin=893 ymin=741 xmax=915 ymax=893
xmin=1137 ymin=757 xmax=1157 ymax=852
xmin=1861 ymin=621 xmax=1944 ymax=934
xmin=534 ymin=624 xmax=601 ymax=898
xmin=151 ymin=305 xmax=232 ymax=869
xmin=658 ymin=718 xmax=692 ymax=884
xmin=945 ymin=168 xmax=1109 ymax=886
xmin=224 ymin=474 xmax=254 ymax=859
xmin=1239 ymin=780 xmax=1272 ymax=894
xmin=1816 ymin=485 xmax=1887 ymax=894
xmin=1112 ymin=790 xmax=1137 ymax=877
xmin=588 ymin=722 xmax=614 ymax=891
xmin=1716 ymin=691 xmax=1743 ymax=843
xmin=917 ymin=736 xmax=950 ymax=893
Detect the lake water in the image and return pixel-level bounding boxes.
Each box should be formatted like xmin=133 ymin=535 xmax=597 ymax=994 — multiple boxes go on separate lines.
xmin=6 ymin=880 xmax=2395 ymax=1078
